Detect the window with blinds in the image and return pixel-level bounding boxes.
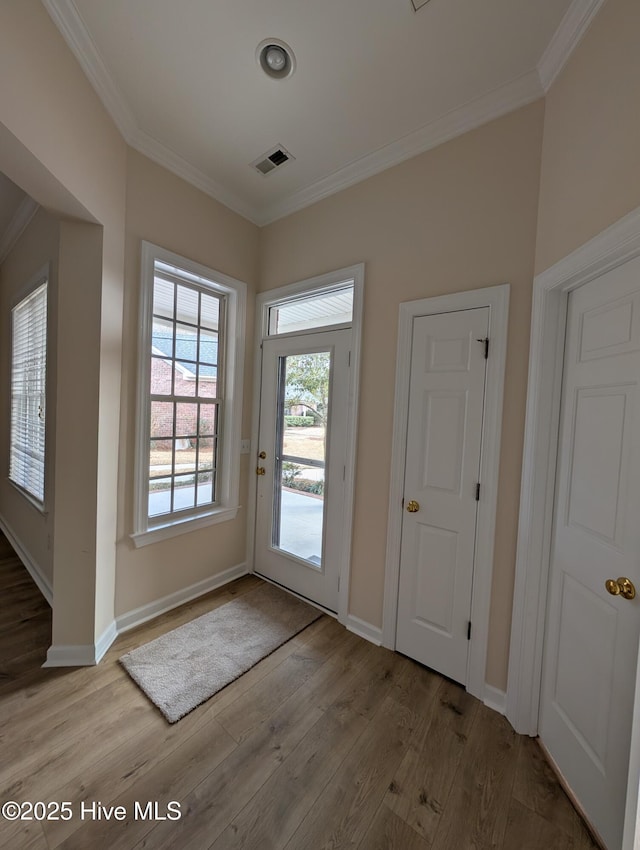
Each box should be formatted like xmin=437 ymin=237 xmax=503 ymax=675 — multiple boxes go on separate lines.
xmin=10 ymin=281 xmax=48 ymax=504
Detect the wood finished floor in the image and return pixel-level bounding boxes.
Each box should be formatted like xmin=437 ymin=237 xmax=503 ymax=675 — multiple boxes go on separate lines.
xmin=0 ymin=532 xmax=599 ymax=850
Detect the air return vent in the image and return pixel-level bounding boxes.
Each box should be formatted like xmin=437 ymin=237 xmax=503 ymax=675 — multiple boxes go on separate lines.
xmin=251 ymin=145 xmax=295 ymax=176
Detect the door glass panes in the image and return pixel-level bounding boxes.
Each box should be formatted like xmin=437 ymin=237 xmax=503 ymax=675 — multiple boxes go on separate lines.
xmin=268 ymin=285 xmax=353 ymax=335
xmin=272 ymin=351 xmax=330 ymax=566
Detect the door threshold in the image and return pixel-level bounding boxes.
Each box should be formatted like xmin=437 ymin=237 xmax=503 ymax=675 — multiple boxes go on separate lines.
xmin=252 ymin=570 xmax=338 ymax=618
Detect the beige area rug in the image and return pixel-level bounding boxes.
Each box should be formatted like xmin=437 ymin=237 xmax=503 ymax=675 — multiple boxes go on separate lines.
xmin=119 ymin=581 xmax=321 ymax=723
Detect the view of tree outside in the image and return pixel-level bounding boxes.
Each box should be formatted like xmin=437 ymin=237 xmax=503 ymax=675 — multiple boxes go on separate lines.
xmin=278 ymin=351 xmax=330 ymax=500
xmin=283 ymin=352 xmax=330 ymax=425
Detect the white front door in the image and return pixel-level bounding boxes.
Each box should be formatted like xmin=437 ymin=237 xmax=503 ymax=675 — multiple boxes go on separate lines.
xmin=254 ymin=330 xmax=350 ymax=612
xmin=540 ymin=256 xmax=640 ymax=850
xmin=396 ymin=307 xmax=489 ymax=684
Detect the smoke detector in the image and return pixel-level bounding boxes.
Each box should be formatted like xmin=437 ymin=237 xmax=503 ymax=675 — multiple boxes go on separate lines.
xmin=251 ymin=145 xmax=295 ymax=176
xmin=256 ymin=39 xmax=296 ymax=80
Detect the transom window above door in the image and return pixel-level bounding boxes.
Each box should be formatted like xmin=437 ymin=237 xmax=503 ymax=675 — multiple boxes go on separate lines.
xmin=267 ymin=283 xmax=354 ymax=336
xmin=252 ymin=264 xmax=363 ymax=617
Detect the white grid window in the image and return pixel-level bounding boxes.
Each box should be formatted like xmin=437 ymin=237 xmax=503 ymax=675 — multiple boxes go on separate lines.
xmin=10 ymin=281 xmax=48 ymax=504
xmin=133 ymin=243 xmax=246 ymax=547
xmin=147 ymin=270 xmax=224 ymax=519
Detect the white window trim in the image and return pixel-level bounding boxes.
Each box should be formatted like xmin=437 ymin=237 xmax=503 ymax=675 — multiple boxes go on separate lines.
xmin=131 ymin=242 xmax=246 ymax=548
xmin=247 ymin=263 xmax=364 ymax=627
xmin=8 ymin=267 xmax=49 ymax=512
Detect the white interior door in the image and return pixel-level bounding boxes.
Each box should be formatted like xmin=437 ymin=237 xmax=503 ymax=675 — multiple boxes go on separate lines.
xmin=396 ymin=307 xmax=488 ymax=684
xmin=254 ymin=330 xmax=350 ymax=612
xmin=540 ymin=256 xmax=640 ymax=850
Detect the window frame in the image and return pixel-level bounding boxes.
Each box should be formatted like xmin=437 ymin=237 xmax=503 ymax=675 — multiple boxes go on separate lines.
xmin=8 ymin=269 xmax=49 ymax=511
xmin=132 ymin=242 xmax=246 ymax=548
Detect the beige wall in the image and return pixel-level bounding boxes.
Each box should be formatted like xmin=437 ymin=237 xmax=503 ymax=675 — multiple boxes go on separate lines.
xmin=535 ymin=0 xmax=640 ymax=273
xmin=0 ymin=0 xmax=127 ymax=649
xmin=0 ymin=208 xmax=59 ymax=584
xmin=0 ymin=2 xmax=261 ymax=645
xmin=261 ymin=101 xmax=545 ymax=689
xmin=115 ymin=149 xmax=259 ymax=616
xmin=1 ymin=0 xmax=633 ymax=682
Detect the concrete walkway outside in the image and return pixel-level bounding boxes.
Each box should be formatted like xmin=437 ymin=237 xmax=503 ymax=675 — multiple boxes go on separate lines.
xmin=148 ymin=486 xmax=324 ymax=564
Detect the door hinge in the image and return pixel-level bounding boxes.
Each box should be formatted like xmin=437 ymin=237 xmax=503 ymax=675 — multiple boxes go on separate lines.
xmin=477 ymin=337 xmax=489 ymax=359
xmin=475 ymin=482 xmax=480 ymax=501
xmin=467 ymin=621 xmax=472 ymax=641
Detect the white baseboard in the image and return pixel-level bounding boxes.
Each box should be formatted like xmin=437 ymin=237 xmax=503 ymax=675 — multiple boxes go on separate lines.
xmin=0 ymin=511 xmax=53 ymax=606
xmin=345 ymin=614 xmax=383 ymax=646
xmin=43 ymin=620 xmax=117 ymax=667
xmin=95 ymin=620 xmax=118 ymax=662
xmin=42 ymin=564 xmax=249 ymax=666
xmin=115 ymin=561 xmax=249 ymax=634
xmin=484 ymin=684 xmax=507 ymax=716
xmin=43 ymin=645 xmax=97 ymax=667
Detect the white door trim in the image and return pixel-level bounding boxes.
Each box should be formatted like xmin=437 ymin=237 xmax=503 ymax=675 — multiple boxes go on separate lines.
xmin=247 ymin=264 xmax=364 ymax=628
xmin=506 ymin=205 xmax=640 ymax=739
xmin=382 ymin=283 xmax=510 ymax=703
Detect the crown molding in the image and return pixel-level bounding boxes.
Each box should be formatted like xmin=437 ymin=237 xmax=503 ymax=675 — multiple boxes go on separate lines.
xmin=537 ymin=0 xmax=606 ymax=92
xmin=43 ymin=0 xmax=557 ymax=228
xmin=0 ymin=195 xmax=40 ymax=264
xmin=41 ymin=0 xmax=138 ymax=139
xmin=128 ymin=128 xmax=259 ymax=224
xmin=257 ymin=70 xmax=543 ymax=226
xmin=42 ymin=0 xmax=258 ymax=224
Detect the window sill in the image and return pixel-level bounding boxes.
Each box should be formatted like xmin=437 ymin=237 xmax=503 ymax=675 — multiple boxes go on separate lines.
xmin=7 ymin=479 xmax=47 ymax=515
xmin=130 ymin=505 xmax=240 ymax=549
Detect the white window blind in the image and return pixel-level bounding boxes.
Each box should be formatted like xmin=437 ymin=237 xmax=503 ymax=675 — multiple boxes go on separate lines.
xmin=10 ymin=281 xmax=48 ymax=503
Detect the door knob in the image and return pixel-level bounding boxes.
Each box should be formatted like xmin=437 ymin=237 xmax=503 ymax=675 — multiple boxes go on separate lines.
xmin=406 ymin=500 xmax=420 ymax=513
xmin=258 ymin=451 xmax=266 ymax=459
xmin=605 ymin=577 xmax=636 ymax=600
xmin=256 ymin=467 xmax=266 ymax=476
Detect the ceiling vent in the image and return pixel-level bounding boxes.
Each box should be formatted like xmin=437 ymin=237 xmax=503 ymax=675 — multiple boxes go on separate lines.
xmin=251 ymin=145 xmax=295 ymax=176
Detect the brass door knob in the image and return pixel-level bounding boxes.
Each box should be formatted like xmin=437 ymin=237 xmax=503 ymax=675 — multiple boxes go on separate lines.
xmin=256 ymin=467 xmax=266 ymax=476
xmin=258 ymin=451 xmax=266 ymax=459
xmin=605 ymin=577 xmax=636 ymax=600
xmin=406 ymin=500 xmax=420 ymax=513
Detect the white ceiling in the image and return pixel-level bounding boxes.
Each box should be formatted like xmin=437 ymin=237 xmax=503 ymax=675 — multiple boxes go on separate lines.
xmin=43 ymin=0 xmax=602 ymax=225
